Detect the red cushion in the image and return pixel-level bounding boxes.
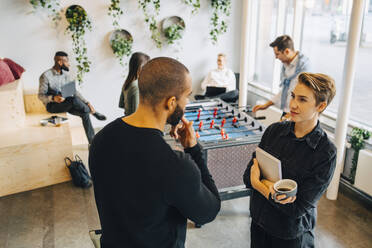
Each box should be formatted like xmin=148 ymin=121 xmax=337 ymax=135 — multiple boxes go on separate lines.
xmin=0 ymin=60 xmax=15 ymax=86
xmin=3 ymin=58 xmax=25 ymax=80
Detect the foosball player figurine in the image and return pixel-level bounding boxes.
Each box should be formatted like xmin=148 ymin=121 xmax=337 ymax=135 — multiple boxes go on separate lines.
xmin=232 ymin=116 xmax=237 ymax=124
xmin=221 ymin=118 xmax=226 ymax=128
xmin=210 ymin=119 xmax=215 ymax=129
xmin=198 ymin=121 xmax=203 ymax=131
xmin=195 ymin=131 xmax=200 ymax=139
xmin=213 ymin=108 xmax=218 ymax=118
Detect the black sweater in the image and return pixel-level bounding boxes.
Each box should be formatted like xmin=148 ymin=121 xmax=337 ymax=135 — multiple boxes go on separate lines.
xmin=89 ymin=118 xmax=221 ymax=248
xmin=243 ymin=121 xmax=336 ymax=239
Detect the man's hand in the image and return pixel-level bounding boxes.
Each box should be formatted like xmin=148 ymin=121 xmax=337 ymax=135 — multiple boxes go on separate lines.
xmin=87 ymin=102 xmax=95 ymax=113
xmin=169 ymin=123 xmax=182 ymax=139
xmin=252 ymin=101 xmax=273 ymax=113
xmin=53 ymin=95 xmax=65 ymax=103
xmin=280 ymin=112 xmax=291 ymax=122
xmin=252 ymin=104 xmax=266 ymax=113
xmin=176 ymin=117 xmax=197 ymax=149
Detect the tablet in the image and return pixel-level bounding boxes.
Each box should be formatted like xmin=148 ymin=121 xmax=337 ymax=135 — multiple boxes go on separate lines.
xmin=255 ymin=147 xmax=282 ymax=182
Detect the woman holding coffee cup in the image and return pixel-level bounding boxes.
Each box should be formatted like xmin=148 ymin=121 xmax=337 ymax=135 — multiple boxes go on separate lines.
xmin=243 ymin=72 xmax=337 ymax=248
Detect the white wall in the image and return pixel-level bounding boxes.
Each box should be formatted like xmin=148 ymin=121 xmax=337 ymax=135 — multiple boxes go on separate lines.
xmin=0 ymin=0 xmax=242 ymax=127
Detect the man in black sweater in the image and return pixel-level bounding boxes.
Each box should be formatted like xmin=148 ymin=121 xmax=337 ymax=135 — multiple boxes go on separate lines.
xmin=89 ymin=57 xmax=221 ymax=248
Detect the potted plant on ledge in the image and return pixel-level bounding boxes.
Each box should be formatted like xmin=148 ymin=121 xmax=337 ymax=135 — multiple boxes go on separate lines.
xmin=345 ymin=127 xmax=371 ymax=184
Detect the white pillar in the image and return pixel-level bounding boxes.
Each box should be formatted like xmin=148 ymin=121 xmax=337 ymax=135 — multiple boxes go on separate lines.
xmin=272 ymin=0 xmax=287 ymax=94
xmin=238 ymin=0 xmax=251 ymax=107
xmin=327 ymin=0 xmax=365 ymax=200
xmin=292 ymin=0 xmax=304 ymax=50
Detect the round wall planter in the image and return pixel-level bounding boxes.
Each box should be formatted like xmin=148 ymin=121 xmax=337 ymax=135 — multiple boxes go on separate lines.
xmin=161 ymin=16 xmax=185 ymax=44
xmin=109 ymin=29 xmax=133 ymax=49
xmin=65 ymin=5 xmax=88 ymax=24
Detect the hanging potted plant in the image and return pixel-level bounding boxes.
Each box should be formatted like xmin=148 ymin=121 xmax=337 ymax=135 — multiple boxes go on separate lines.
xmin=138 ymin=0 xmax=162 ymax=48
xmin=182 ymin=0 xmax=201 ymax=14
xmin=209 ymin=0 xmax=231 ymax=44
xmin=162 ymin=16 xmax=185 ymax=45
xmin=65 ymin=5 xmax=92 ymax=84
xmin=29 ymin=0 xmax=62 ymax=26
xmin=108 ymin=0 xmax=124 ymax=28
xmin=110 ymin=29 xmax=133 ymax=67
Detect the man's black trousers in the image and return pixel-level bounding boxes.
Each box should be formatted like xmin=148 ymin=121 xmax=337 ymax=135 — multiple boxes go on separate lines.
xmin=46 ymin=96 xmax=94 ymax=144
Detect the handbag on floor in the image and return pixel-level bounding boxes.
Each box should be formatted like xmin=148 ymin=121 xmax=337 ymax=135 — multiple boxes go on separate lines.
xmin=65 ymin=155 xmax=92 ymax=188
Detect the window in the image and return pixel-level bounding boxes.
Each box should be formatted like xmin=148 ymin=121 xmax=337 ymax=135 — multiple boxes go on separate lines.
xmin=254 ymin=0 xmax=278 ymax=89
xmin=301 ymin=0 xmax=349 ymax=115
xmin=350 ymin=0 xmax=372 ymax=126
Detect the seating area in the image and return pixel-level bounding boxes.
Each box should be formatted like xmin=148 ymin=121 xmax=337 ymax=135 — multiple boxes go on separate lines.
xmin=0 ymin=80 xmax=87 ymax=197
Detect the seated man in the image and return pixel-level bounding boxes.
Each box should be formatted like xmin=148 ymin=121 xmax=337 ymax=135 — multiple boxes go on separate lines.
xmin=38 ymin=51 xmax=106 ymax=144
xmin=195 ymin=53 xmax=238 ymax=102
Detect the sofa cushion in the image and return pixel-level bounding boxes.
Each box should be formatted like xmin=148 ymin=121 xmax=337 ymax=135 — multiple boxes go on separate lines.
xmin=0 ymin=59 xmax=15 ymax=86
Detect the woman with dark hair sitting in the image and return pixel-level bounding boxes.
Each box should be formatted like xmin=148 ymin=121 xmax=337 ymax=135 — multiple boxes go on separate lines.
xmin=243 ymin=72 xmax=337 ymax=248
xmin=119 ymin=52 xmax=150 ymax=115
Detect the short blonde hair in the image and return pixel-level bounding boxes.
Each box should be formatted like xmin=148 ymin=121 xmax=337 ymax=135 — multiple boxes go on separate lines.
xmin=297 ymin=72 xmax=336 ymax=107
xmin=217 ymin=53 xmax=226 ymax=58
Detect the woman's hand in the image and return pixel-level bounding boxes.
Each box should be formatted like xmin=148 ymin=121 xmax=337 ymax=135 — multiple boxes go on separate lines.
xmin=274 ymin=194 xmax=296 ymax=204
xmin=250 ymin=158 xmax=260 ymax=185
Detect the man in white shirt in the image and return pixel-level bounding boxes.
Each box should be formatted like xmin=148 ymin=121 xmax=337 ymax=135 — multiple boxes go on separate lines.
xmin=195 ymin=53 xmax=238 ymax=102
xmin=252 ymin=35 xmax=310 ymax=119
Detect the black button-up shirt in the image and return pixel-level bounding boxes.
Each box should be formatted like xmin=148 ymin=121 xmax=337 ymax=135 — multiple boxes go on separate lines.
xmin=243 ymin=121 xmax=336 ymax=239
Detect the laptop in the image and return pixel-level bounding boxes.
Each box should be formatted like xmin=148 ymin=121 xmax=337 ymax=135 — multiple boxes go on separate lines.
xmin=205 ymin=86 xmax=226 ymax=97
xmin=61 ymin=81 xmax=76 ymax=98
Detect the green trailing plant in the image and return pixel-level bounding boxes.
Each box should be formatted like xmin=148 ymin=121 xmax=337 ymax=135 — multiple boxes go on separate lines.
xmin=111 ymin=33 xmax=133 ymax=66
xmin=29 ymin=0 xmax=62 ymax=26
xmin=164 ymin=23 xmax=184 ymax=44
xmin=108 ymin=0 xmax=124 ymax=28
xmin=138 ymin=0 xmax=162 ymax=48
xmin=65 ymin=5 xmax=92 ymax=84
xmin=182 ymin=0 xmax=201 ymax=14
xmin=210 ymin=0 xmax=231 ymax=44
xmin=349 ymin=127 xmax=371 ymax=184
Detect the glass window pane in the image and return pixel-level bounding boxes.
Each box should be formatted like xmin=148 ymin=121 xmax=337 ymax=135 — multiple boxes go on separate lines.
xmin=351 ymin=1 xmax=372 ymax=126
xmin=301 ymin=0 xmax=350 ymax=116
xmin=254 ymin=0 xmax=278 ymax=88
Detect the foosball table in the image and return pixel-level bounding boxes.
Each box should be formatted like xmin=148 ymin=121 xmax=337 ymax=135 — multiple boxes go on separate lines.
xmin=165 ymin=99 xmax=266 ymax=201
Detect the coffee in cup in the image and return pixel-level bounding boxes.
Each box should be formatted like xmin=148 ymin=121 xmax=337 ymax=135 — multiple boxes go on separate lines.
xmin=273 ymin=179 xmax=297 ymax=202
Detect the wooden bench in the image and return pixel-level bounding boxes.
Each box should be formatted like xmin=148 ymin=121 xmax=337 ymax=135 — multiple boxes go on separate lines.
xmin=0 ymin=82 xmax=81 ymax=197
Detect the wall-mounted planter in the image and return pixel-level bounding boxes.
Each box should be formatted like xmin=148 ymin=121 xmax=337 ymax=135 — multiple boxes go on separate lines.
xmin=65 ymin=5 xmax=92 ymax=83
xmin=109 ymin=29 xmax=133 ymax=66
xmin=161 ymin=16 xmax=185 ymax=45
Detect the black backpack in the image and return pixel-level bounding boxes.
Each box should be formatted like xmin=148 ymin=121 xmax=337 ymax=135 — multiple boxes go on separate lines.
xmin=65 ymin=155 xmax=92 ymax=188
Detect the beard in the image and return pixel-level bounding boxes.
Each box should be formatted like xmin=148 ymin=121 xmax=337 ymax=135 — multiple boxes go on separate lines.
xmin=167 ymin=104 xmax=184 ymax=126
xmin=61 ymin=64 xmax=69 ymax=72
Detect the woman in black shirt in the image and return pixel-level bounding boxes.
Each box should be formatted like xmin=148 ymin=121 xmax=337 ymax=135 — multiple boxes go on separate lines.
xmin=244 ymin=72 xmax=337 ymax=248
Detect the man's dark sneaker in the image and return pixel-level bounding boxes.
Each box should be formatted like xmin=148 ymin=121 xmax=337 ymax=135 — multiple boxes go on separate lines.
xmin=93 ymin=112 xmax=107 ymax=121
